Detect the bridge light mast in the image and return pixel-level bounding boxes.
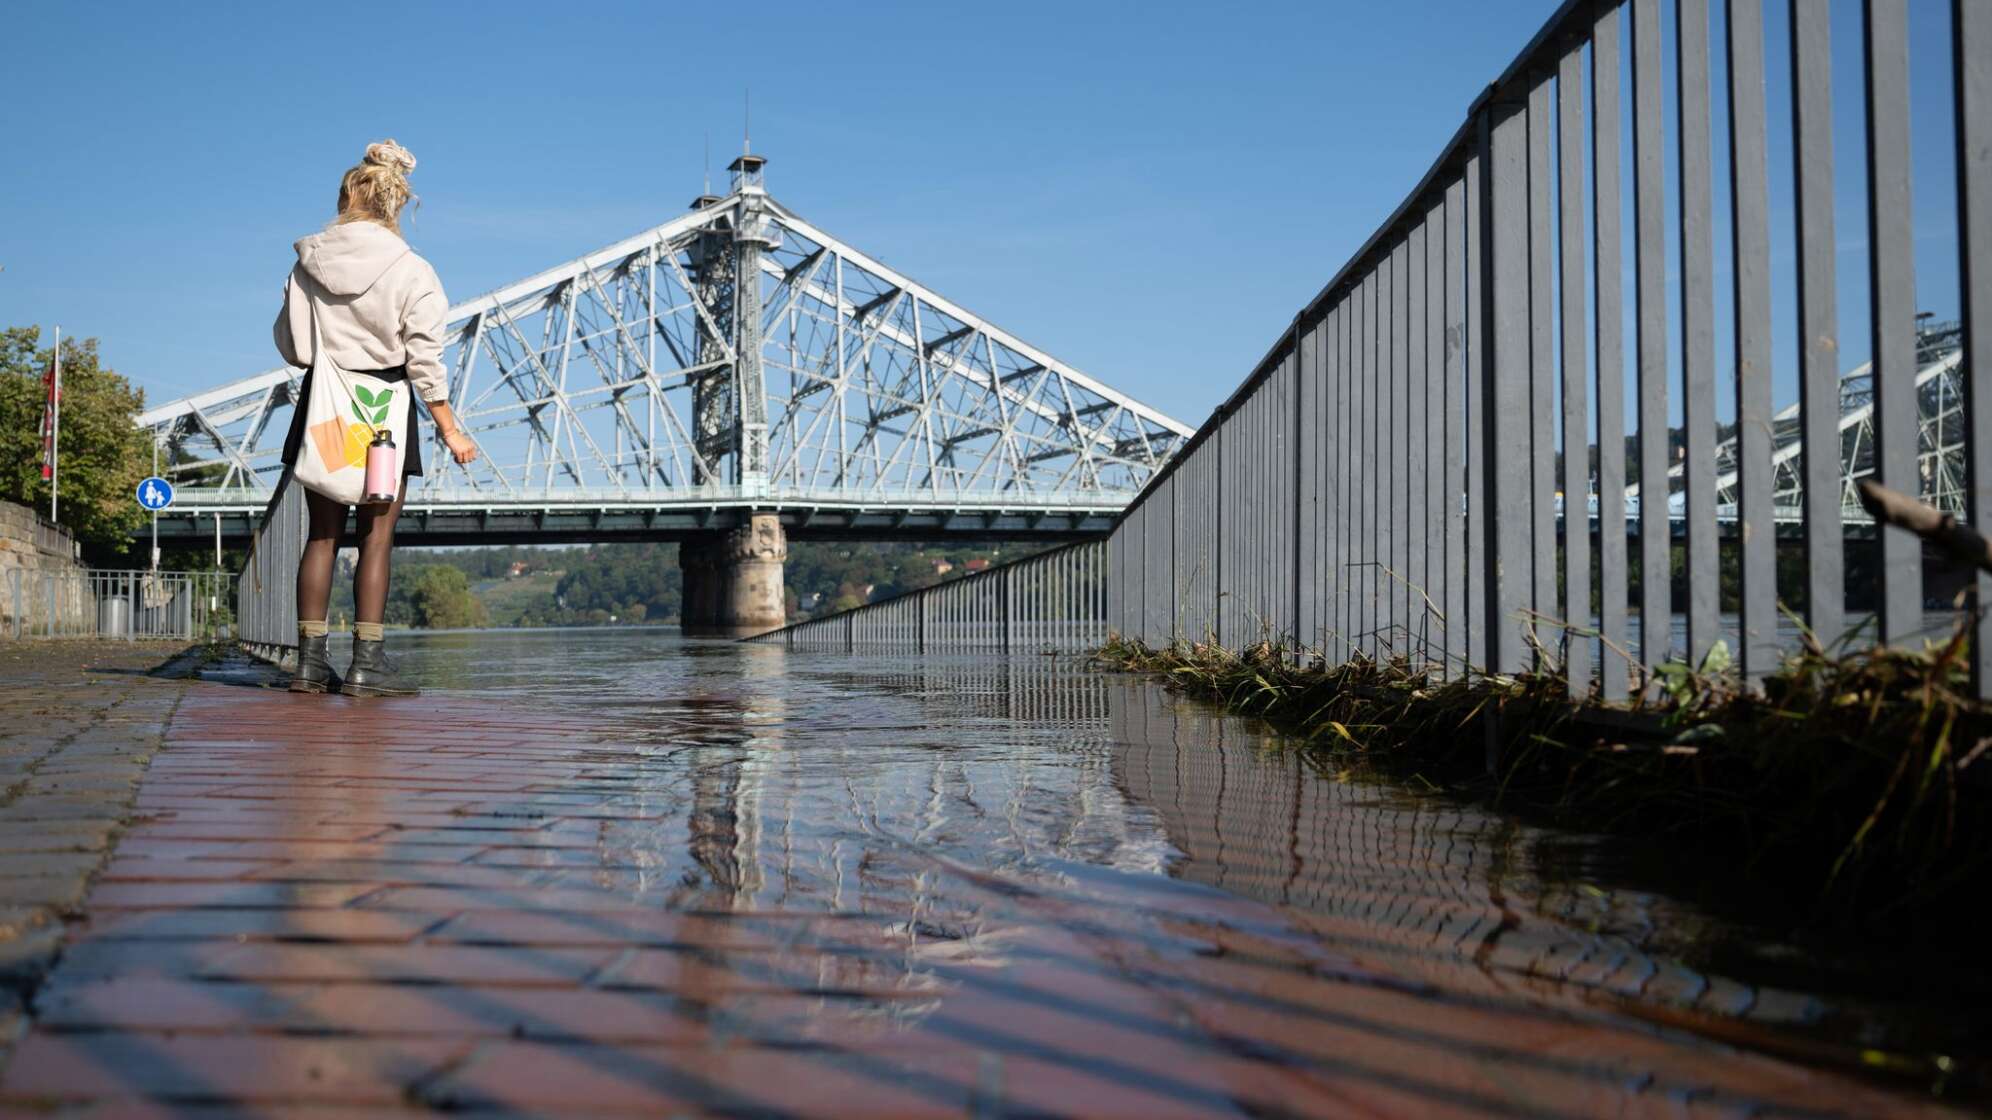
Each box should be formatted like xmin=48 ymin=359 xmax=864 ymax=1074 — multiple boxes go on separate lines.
xmin=679 ymin=153 xmax=788 ymax=636
xmin=729 ymin=152 xmax=775 ymax=497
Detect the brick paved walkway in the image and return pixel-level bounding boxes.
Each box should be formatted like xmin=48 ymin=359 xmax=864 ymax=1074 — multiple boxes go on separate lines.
xmin=0 ymin=651 xmax=1965 ymax=1116
xmin=0 ymin=641 xmax=191 ymax=1070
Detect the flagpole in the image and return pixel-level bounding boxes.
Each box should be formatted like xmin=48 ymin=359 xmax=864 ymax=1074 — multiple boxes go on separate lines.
xmin=49 ymin=326 xmax=61 ymax=524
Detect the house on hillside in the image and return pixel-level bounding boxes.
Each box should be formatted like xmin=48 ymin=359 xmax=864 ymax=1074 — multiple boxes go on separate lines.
xmin=931 ymin=559 xmax=954 ymax=576
xmin=963 ymin=558 xmax=990 ymax=574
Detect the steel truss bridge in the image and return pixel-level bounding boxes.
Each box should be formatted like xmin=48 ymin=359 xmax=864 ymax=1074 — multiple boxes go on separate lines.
xmin=1630 ymin=319 xmax=1968 ymax=531
xmin=1545 ymin=320 xmax=1970 ymax=534
xmin=139 ymin=156 xmax=1194 ymax=546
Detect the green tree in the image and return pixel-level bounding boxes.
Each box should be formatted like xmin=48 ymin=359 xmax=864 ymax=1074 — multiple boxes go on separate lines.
xmin=0 ymin=328 xmax=150 ymax=549
xmin=408 ymin=566 xmax=488 ymax=630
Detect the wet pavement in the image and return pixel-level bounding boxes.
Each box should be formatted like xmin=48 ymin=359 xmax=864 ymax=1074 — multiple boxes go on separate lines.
xmin=0 ymin=628 xmax=1976 ymax=1116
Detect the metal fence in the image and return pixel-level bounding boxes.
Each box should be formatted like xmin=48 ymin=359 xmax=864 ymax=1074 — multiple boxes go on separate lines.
xmin=4 ymin=568 xmax=232 ymax=641
xmin=236 ymin=472 xmax=306 ymax=661
xmin=1106 ymin=0 xmax=1992 ymax=700
xmin=747 ymin=539 xmax=1107 ymax=652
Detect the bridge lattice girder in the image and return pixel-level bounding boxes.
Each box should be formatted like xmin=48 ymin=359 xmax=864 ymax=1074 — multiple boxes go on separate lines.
xmin=138 ymin=181 xmax=1193 ymax=513
xmin=1637 ymin=322 xmax=1966 ymax=525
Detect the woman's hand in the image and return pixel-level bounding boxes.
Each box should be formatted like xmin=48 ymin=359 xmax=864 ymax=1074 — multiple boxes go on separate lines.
xmin=443 ymin=427 xmax=478 ymax=465
xmin=425 ymin=400 xmax=479 ymax=465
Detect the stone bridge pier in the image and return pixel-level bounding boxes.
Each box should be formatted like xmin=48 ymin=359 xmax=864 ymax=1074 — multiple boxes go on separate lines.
xmin=679 ymin=513 xmax=788 ymax=637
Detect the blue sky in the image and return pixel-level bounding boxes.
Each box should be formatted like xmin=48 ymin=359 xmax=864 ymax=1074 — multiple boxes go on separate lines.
xmin=0 ymin=0 xmax=1964 ymax=435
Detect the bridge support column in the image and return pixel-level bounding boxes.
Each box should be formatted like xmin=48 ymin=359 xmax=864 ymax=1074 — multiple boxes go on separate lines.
xmin=678 ymin=514 xmax=787 ymax=637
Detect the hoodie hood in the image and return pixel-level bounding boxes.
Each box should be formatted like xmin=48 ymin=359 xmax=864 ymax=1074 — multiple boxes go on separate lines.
xmin=293 ymin=222 xmax=410 ymax=297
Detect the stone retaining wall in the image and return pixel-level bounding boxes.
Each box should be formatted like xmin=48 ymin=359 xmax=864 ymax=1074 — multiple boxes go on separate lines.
xmin=0 ymin=500 xmax=83 ymax=632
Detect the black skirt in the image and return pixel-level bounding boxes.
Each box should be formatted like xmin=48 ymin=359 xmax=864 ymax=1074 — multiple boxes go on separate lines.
xmin=279 ymin=366 xmax=425 ymax=480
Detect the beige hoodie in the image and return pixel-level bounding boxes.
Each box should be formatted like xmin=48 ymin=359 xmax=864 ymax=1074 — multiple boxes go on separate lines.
xmin=273 ymin=221 xmax=450 ymax=403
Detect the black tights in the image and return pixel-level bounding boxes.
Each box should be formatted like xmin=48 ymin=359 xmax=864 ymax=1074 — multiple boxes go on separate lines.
xmin=296 ymin=481 xmax=406 ymax=624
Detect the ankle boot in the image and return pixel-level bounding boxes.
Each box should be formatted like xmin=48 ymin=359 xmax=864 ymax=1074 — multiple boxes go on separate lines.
xmin=341 ymin=639 xmax=419 ymax=697
xmin=288 ymin=634 xmax=341 ymax=694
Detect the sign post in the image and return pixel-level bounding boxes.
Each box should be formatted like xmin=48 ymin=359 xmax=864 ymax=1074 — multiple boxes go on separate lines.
xmin=136 ymin=475 xmax=175 ymax=564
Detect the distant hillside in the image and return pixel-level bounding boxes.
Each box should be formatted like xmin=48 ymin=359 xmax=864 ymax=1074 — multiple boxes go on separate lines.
xmin=319 ymin=540 xmax=1039 ymax=630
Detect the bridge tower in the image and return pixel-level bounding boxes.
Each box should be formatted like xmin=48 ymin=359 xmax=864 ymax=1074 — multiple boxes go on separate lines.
xmin=679 ymin=152 xmax=788 ymax=636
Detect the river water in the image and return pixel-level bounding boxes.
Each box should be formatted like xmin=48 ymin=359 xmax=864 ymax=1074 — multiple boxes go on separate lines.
xmin=314 ymin=626 xmax=1980 ymax=1114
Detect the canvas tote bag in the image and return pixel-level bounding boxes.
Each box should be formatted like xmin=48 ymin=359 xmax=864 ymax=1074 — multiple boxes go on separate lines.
xmin=290 ymin=280 xmax=413 ymax=505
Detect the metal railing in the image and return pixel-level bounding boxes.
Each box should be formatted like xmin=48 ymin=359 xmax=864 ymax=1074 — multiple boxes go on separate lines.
xmin=1104 ymin=0 xmax=1992 ymax=700
xmin=747 ymin=539 xmax=1107 ymax=652
xmin=236 ymin=472 xmax=306 ymax=661
xmin=4 ymin=568 xmax=233 ymax=641
xmin=29 ymin=518 xmax=75 ymax=560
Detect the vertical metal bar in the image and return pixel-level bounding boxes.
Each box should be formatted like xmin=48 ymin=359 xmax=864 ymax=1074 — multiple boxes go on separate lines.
xmin=1559 ymin=43 xmax=1592 ymax=696
xmin=1324 ymin=304 xmax=1341 ymax=658
xmin=1445 ymin=177 xmax=1468 ymax=678
xmin=1214 ymin=420 xmax=1225 ymax=645
xmin=1319 ymin=304 xmax=1332 ymax=655
xmin=1527 ymin=73 xmax=1558 ymax=664
xmin=1464 ymin=152 xmax=1488 ymax=673
xmin=1960 ymin=0 xmax=1992 ymax=697
xmin=1866 ymin=0 xmax=1921 ymax=643
xmin=1345 ymin=288 xmax=1359 ymax=655
xmin=1791 ymin=0 xmax=1844 ymax=649
xmin=1354 ymin=278 xmax=1370 ymax=656
xmin=1108 ymin=523 xmax=1123 ymax=636
xmin=1365 ymin=269 xmax=1380 ymax=658
xmin=1295 ymin=323 xmax=1313 ymax=653
xmin=1679 ymin=0 xmax=1719 ymax=666
xmin=1594 ymin=0 xmax=1631 ymax=700
xmin=1424 ymin=200 xmax=1446 ymax=670
xmin=1390 ymin=242 xmax=1410 ymax=657
xmin=1632 ymin=0 xmax=1672 ymax=670
xmin=1729 ymin=0 xmax=1776 ymax=679
xmin=1483 ymin=98 xmax=1534 ymax=675
xmin=1407 ymin=221 xmax=1429 ymax=665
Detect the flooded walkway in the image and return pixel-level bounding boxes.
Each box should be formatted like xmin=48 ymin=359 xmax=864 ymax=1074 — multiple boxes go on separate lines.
xmin=0 ymin=630 xmax=1968 ymax=1116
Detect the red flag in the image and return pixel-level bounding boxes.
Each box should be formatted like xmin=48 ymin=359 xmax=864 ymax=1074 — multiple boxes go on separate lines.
xmin=38 ymin=356 xmax=58 ymax=480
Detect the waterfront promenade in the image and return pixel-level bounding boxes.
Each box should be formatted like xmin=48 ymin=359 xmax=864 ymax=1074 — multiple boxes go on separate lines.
xmin=0 ymin=634 xmax=1969 ymax=1116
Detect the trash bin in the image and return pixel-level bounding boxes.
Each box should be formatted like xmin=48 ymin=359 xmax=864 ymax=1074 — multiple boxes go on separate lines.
xmin=98 ymin=596 xmax=130 ymax=638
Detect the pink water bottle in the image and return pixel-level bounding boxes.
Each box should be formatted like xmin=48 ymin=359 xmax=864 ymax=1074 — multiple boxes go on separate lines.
xmin=363 ymin=428 xmax=398 ymax=504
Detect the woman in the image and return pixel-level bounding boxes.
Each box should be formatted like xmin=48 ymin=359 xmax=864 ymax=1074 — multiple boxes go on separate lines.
xmin=273 ymin=139 xmax=477 ymax=697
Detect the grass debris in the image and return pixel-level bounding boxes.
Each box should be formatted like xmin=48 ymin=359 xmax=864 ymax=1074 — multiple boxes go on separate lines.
xmin=1091 ymin=626 xmax=1992 ymax=926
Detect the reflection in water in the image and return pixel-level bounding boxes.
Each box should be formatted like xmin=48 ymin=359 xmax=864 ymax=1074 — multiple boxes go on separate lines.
xmin=290 ymin=628 xmax=1974 ymax=1110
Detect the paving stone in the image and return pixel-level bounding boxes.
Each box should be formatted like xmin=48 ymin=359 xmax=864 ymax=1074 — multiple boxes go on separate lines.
xmin=0 ymin=877 xmax=89 ymax=911
xmin=0 ymin=821 xmax=117 ymax=851
xmin=1 ymin=1033 xmax=466 ymax=1105
xmin=0 ymin=853 xmax=103 ymax=879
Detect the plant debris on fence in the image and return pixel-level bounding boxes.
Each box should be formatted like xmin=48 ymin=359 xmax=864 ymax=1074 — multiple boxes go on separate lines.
xmin=1091 ymin=625 xmax=1992 ymax=928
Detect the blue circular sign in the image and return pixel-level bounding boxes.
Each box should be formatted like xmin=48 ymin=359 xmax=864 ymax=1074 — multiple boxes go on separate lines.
xmin=136 ymin=477 xmax=175 ymax=511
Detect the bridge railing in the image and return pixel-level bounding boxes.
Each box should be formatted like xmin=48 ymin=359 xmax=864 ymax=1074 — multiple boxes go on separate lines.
xmin=1105 ymin=0 xmax=1991 ymax=700
xmin=746 ymin=538 xmax=1107 ymax=652
xmin=236 ymin=473 xmax=306 ymax=662
xmin=160 ymin=484 xmax=1140 ymax=512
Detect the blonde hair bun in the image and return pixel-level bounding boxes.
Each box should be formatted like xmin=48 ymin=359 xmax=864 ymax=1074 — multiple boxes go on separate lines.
xmin=335 ymin=141 xmax=420 ymax=233
xmin=363 ymin=140 xmax=417 ymax=176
